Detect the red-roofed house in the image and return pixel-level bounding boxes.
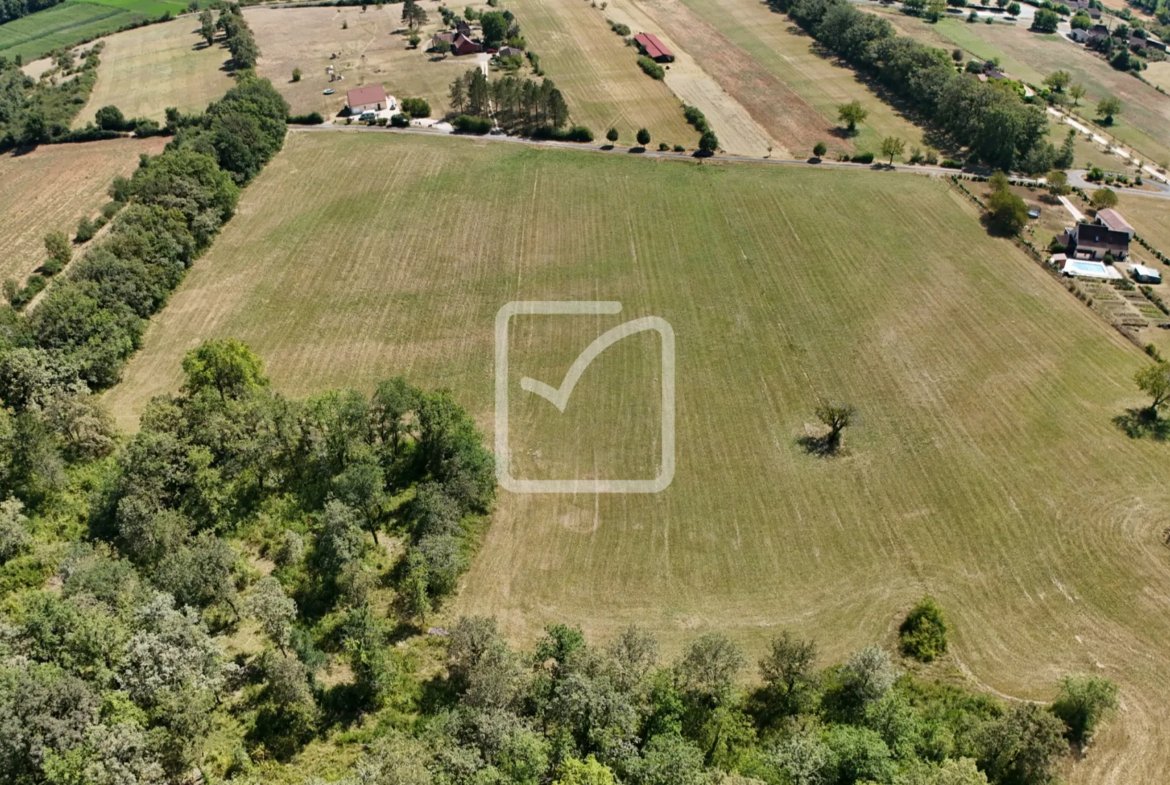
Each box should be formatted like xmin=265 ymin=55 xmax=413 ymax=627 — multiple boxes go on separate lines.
xmin=347 ymin=84 xmax=388 ymax=113
xmin=633 ymin=32 xmax=674 ymax=62
xmin=452 ymin=33 xmax=483 ymax=56
xmin=1095 ymin=208 xmax=1135 ymax=240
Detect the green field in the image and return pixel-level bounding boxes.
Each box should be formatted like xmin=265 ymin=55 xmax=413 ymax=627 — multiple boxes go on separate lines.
xmin=105 ymin=131 xmax=1170 ymax=783
xmin=0 ymin=0 xmax=186 ymax=61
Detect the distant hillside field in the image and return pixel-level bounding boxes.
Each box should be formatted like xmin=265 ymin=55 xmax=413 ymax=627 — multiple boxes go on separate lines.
xmin=0 ymin=0 xmax=187 ymax=62
xmin=0 ymin=135 xmax=167 ymax=283
xmin=76 ymin=15 xmax=232 ymax=125
xmin=105 ymin=131 xmax=1170 ymax=784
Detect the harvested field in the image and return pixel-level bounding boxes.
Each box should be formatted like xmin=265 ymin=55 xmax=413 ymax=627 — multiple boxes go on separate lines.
xmin=77 ymin=16 xmax=233 ymax=125
xmin=626 ymin=0 xmax=930 ymax=158
xmin=245 ymin=4 xmax=479 ymax=121
xmin=505 ymin=0 xmax=697 ymax=146
xmin=1146 ymin=61 xmax=1170 ymax=93
xmin=1118 ymin=192 xmax=1170 ymax=255
xmin=0 ymin=136 xmax=167 ymax=284
xmin=106 ymin=131 xmax=1170 ymax=784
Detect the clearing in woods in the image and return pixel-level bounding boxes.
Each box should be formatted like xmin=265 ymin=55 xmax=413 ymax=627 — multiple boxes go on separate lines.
xmin=105 ymin=131 xmax=1170 ymax=784
xmin=0 ymin=136 xmax=167 ymax=284
xmin=245 ymin=4 xmax=481 ymax=121
xmin=76 ymin=16 xmax=234 ymax=126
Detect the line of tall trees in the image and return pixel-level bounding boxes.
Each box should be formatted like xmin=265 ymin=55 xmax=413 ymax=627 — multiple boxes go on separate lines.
xmin=218 ymin=4 xmax=260 ymax=70
xmin=448 ymin=68 xmax=570 ymax=132
xmin=0 ymin=0 xmax=64 ymax=24
xmin=767 ymin=0 xmax=1057 ymax=173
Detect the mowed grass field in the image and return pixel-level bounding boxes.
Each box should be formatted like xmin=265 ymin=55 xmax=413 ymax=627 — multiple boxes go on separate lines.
xmin=505 ymin=0 xmax=697 ymax=147
xmin=0 ymin=136 xmax=166 ymax=283
xmin=76 ymin=16 xmax=232 ymax=125
xmin=0 ymin=0 xmax=186 ymax=62
xmin=104 ymin=131 xmax=1170 ymax=783
xmin=623 ymin=0 xmax=929 ymax=158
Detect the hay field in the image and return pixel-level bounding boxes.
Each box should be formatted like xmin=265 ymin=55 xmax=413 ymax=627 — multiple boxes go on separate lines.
xmin=0 ymin=136 xmax=166 ymax=283
xmin=1146 ymin=61 xmax=1170 ymax=92
xmin=0 ymin=0 xmax=186 ymax=62
xmin=625 ymin=0 xmax=929 ymax=158
xmin=104 ymin=130 xmax=1170 ymax=783
xmin=245 ymin=4 xmax=478 ymax=120
xmin=502 ymin=0 xmax=696 ymax=146
xmin=76 ymin=16 xmax=233 ymax=125
xmin=1118 ymin=193 xmax=1170 ymax=254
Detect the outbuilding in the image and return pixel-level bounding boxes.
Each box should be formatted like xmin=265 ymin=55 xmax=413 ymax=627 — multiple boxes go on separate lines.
xmin=633 ymin=32 xmax=674 ymax=62
xmin=452 ymin=34 xmax=483 ymax=55
xmin=1129 ymin=264 xmax=1163 ymax=284
xmin=1095 ymin=208 xmax=1135 ymax=240
xmin=347 ymin=84 xmax=389 ymax=114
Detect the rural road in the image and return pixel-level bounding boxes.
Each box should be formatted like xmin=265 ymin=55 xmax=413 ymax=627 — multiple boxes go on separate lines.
xmin=296 ymin=124 xmax=1170 ymax=200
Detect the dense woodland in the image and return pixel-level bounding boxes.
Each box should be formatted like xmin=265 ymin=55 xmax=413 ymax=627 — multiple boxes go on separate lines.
xmin=767 ymin=0 xmax=1057 ymax=173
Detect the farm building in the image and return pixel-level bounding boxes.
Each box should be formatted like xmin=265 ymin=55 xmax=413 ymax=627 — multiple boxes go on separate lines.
xmin=454 ymin=19 xmax=472 ymax=37
xmin=1062 ymin=222 xmax=1130 ymax=261
xmin=1129 ymin=264 xmax=1162 ymax=284
xmin=497 ymin=46 xmax=523 ymax=58
xmin=432 ymin=31 xmax=455 ymax=49
xmin=346 ymin=85 xmax=390 ymax=114
xmin=452 ymin=34 xmax=483 ymax=56
xmin=633 ymin=33 xmax=674 ymax=63
xmin=1095 ymin=208 xmax=1135 ymax=239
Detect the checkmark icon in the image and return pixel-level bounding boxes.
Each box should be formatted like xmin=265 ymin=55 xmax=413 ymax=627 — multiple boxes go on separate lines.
xmin=495 ymin=301 xmax=676 ymax=494
xmin=520 ymin=317 xmax=668 ymax=413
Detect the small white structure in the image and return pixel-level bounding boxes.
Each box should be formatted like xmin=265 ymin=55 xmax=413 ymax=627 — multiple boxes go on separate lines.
xmin=1128 ymin=264 xmax=1163 ymax=284
xmin=1062 ymin=259 xmax=1123 ymax=280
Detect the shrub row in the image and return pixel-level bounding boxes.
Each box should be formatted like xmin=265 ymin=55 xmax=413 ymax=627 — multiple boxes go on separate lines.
xmin=453 ymin=114 xmax=492 ymax=134
xmin=287 ymin=112 xmax=325 ymax=124
xmin=531 ymin=124 xmax=594 ymax=142
xmin=682 ymin=103 xmax=709 ymax=134
xmin=637 ymin=55 xmax=665 ymax=79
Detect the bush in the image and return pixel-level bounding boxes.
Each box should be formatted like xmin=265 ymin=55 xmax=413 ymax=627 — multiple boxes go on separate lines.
xmin=1051 ymin=676 xmax=1118 ymax=745
xmin=699 ymin=130 xmax=718 ymax=155
xmin=390 ymin=113 xmax=411 ymax=128
xmin=94 ymin=104 xmax=132 ymax=132
xmin=899 ymin=596 xmax=948 ymax=661
xmin=453 ymin=115 xmax=492 ymax=134
xmin=683 ymin=104 xmax=709 ymax=133
xmin=292 ymin=67 xmax=302 ymax=82
xmin=287 ymin=112 xmax=325 ymax=125
xmin=850 ymin=152 xmax=874 ymax=164
xmin=532 ymin=125 xmax=594 ymax=142
xmin=376 ymin=117 xmax=388 ymax=126
xmin=75 ymin=217 xmax=97 ymax=244
xmin=608 ymin=19 xmax=631 ymax=35
xmin=400 ymin=97 xmax=430 ymax=117
xmin=637 ymin=56 xmax=665 ymax=79
xmin=940 ymin=159 xmax=964 ymax=169
xmin=658 ymin=142 xmax=669 ymax=151
xmin=673 ymin=144 xmax=685 ymax=152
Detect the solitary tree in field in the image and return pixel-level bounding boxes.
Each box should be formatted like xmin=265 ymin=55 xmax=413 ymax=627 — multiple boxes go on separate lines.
xmin=636 ymin=127 xmax=650 ymax=147
xmin=402 ymin=0 xmax=428 ymax=29
xmin=1135 ymin=361 xmax=1170 ymax=417
xmin=813 ymin=141 xmax=827 ymax=158
xmin=1068 ymin=83 xmax=1086 ymax=106
xmin=606 ymin=127 xmax=618 ymax=145
xmin=837 ymin=101 xmax=868 ymax=134
xmin=1096 ymin=96 xmax=1122 ymax=125
xmin=699 ymin=130 xmax=719 ymax=155
xmin=880 ymin=136 xmax=905 ymax=165
xmin=814 ymin=402 xmax=855 ymax=454
xmin=1044 ymin=70 xmax=1071 ymax=92
xmin=1090 ymin=187 xmax=1118 ymax=210
xmin=199 ymin=9 xmax=216 ymax=46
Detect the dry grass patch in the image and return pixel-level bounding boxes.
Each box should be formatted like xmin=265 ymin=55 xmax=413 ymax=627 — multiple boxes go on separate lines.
xmin=105 ymin=131 xmax=1170 ymax=783
xmin=77 ymin=16 xmax=234 ymax=126
xmin=506 ymin=0 xmax=696 ymax=144
xmin=247 ymin=4 xmax=494 ymax=121
xmin=1146 ymin=61 xmax=1170 ymax=93
xmin=0 ymin=136 xmax=166 ymax=284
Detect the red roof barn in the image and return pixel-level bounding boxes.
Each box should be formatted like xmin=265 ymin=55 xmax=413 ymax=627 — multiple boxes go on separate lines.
xmin=452 ymin=33 xmax=483 ymax=56
xmin=633 ymin=32 xmax=674 ymax=62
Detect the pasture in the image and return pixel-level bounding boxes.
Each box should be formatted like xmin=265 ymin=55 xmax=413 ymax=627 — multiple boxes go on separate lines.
xmin=0 ymin=136 xmax=167 ymax=284
xmin=245 ymin=4 xmax=479 ymax=121
xmin=76 ymin=16 xmax=232 ymax=125
xmin=0 ymin=0 xmax=186 ymax=62
xmin=105 ymin=131 xmax=1170 ymax=783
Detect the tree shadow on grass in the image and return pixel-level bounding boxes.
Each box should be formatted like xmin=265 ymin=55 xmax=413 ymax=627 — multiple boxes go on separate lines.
xmin=1113 ymin=407 xmax=1170 ymax=440
xmin=796 ymin=433 xmax=845 ymax=457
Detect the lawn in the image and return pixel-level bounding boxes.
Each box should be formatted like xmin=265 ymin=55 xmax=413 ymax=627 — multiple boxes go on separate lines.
xmin=104 ymin=130 xmax=1170 ymax=784
xmin=0 ymin=136 xmax=167 ymax=284
xmin=76 ymin=15 xmax=233 ymax=125
xmin=0 ymin=0 xmax=186 ymax=62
